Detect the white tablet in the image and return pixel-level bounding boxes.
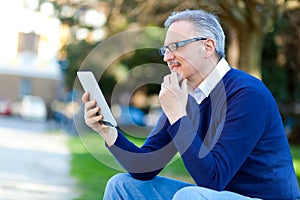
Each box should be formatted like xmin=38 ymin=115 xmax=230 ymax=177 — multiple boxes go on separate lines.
xmin=77 ymin=71 xmax=117 ymax=127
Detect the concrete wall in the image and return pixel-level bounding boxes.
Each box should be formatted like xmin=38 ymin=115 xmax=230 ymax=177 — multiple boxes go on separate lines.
xmin=0 ymin=73 xmax=59 ymax=105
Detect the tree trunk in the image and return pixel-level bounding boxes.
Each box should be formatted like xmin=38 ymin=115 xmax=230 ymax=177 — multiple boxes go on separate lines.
xmin=237 ymin=28 xmax=265 ymax=79
xmin=226 ymin=28 xmax=239 ymax=69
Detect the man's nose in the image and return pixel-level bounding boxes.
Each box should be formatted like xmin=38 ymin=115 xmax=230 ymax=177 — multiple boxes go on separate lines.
xmin=163 ymin=50 xmax=175 ymax=62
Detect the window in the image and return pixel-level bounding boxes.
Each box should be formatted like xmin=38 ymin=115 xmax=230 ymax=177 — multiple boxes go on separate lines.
xmin=20 ymin=78 xmax=32 ymax=97
xmin=18 ymin=32 xmax=40 ymax=54
xmin=22 ymin=0 xmax=39 ymax=10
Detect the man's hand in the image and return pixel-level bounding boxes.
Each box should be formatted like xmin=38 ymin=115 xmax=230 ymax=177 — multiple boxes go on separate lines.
xmin=82 ymin=92 xmax=117 ymax=146
xmin=159 ymin=72 xmax=188 ymax=124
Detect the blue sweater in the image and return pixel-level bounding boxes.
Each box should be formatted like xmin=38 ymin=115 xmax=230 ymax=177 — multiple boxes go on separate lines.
xmin=108 ymin=68 xmax=300 ymax=199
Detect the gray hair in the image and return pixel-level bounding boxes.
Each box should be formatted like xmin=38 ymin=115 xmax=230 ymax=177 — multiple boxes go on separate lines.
xmin=164 ymin=10 xmax=226 ymax=58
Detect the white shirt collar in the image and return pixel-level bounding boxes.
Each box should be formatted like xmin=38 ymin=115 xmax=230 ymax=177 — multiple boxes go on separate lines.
xmin=193 ymin=58 xmax=231 ymax=104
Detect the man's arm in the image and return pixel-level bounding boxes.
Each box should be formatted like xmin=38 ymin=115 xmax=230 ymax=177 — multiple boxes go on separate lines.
xmin=108 ymin=113 xmax=177 ymax=180
xmin=82 ymin=92 xmax=177 ymax=179
xmin=168 ymin=87 xmax=267 ymax=190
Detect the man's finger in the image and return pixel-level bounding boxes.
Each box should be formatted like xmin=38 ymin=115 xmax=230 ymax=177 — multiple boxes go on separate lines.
xmin=163 ymin=74 xmax=171 ymax=84
xmin=84 ymin=100 xmax=96 ymax=113
xmin=82 ymin=92 xmax=90 ymax=103
xmin=85 ymin=106 xmax=99 ymax=118
xmin=86 ymin=114 xmax=103 ymax=125
xmin=161 ymin=80 xmax=172 ymax=91
xmin=181 ymin=79 xmax=188 ymax=93
xmin=170 ymin=72 xmax=180 ymax=88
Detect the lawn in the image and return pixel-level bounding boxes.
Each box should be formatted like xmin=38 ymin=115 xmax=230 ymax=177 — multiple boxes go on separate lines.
xmin=291 ymin=145 xmax=300 ymax=182
xmin=68 ymin=134 xmax=300 ymax=200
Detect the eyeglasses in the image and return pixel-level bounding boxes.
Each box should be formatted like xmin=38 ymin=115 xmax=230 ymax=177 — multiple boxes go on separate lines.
xmin=158 ymin=37 xmax=207 ymax=56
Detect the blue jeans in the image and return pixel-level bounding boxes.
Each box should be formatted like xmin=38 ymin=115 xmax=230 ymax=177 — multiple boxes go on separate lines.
xmin=103 ymin=173 xmax=261 ymax=200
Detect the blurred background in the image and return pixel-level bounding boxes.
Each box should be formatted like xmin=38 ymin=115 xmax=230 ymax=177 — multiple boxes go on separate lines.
xmin=0 ymin=0 xmax=299 ymax=199
xmin=0 ymin=0 xmax=299 ymax=142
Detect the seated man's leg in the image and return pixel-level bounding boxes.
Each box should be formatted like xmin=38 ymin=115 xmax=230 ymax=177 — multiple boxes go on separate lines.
xmin=173 ymin=186 xmax=262 ymax=200
xmin=103 ymin=173 xmax=194 ymax=200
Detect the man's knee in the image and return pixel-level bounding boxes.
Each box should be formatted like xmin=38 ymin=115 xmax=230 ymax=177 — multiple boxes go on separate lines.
xmin=106 ymin=173 xmax=130 ymax=190
xmin=173 ymin=186 xmax=255 ymax=200
xmin=104 ymin=173 xmax=134 ymax=200
xmin=173 ymin=186 xmax=208 ymax=200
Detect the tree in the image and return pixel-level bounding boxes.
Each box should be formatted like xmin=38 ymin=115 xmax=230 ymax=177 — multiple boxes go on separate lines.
xmin=52 ymin=0 xmax=299 ymax=88
xmin=203 ymin=0 xmax=281 ymax=79
xmin=52 ymin=0 xmax=111 ymax=90
xmin=105 ymin=0 xmax=299 ymax=79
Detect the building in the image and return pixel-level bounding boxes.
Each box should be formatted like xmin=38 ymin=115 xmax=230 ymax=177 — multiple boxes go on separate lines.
xmin=0 ymin=1 xmax=62 ymax=106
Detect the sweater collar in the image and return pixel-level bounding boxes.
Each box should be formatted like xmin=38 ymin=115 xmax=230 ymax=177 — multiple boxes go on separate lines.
xmin=193 ymin=58 xmax=231 ymax=104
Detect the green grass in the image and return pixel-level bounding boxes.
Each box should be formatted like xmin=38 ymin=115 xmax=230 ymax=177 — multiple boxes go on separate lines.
xmin=68 ymin=135 xmax=119 ymax=200
xmin=68 ymin=134 xmax=300 ymax=200
xmin=291 ymin=146 xmax=300 ymax=183
xmin=68 ymin=133 xmax=192 ymax=200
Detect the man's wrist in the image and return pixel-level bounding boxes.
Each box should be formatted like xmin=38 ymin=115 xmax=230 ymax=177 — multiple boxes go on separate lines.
xmin=101 ymin=127 xmax=118 ymax=146
xmin=169 ymin=111 xmax=187 ymax=125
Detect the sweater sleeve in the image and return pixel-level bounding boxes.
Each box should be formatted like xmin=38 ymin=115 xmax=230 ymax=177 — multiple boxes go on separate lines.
xmin=168 ymin=87 xmax=267 ymax=190
xmin=107 ymin=113 xmax=177 ymax=180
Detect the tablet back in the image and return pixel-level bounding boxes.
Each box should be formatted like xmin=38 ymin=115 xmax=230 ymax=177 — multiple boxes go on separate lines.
xmin=77 ymin=71 xmax=117 ymax=127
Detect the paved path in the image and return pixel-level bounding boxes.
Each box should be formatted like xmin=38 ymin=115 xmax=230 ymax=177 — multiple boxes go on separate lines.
xmin=0 ymin=127 xmax=79 ymax=200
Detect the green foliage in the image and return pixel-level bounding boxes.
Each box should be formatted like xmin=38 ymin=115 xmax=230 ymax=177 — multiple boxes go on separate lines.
xmin=262 ymin=9 xmax=300 ymax=144
xmin=119 ymin=48 xmax=165 ymax=94
xmin=54 ymin=1 xmax=300 ymax=104
xmin=262 ymin=9 xmax=300 ymax=103
xmin=290 ymin=146 xmax=300 ymax=187
xmin=63 ymin=41 xmax=98 ymax=91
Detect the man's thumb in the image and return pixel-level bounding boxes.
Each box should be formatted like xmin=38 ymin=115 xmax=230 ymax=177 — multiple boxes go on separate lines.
xmin=181 ymin=79 xmax=188 ymax=93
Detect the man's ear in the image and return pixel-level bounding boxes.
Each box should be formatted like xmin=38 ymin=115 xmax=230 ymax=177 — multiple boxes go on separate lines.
xmin=204 ymin=38 xmax=216 ymax=58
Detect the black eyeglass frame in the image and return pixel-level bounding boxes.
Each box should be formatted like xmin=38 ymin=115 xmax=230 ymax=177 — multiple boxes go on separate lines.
xmin=158 ymin=37 xmax=207 ymax=56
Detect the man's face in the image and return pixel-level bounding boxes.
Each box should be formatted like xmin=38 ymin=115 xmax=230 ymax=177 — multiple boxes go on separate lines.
xmin=163 ymin=21 xmax=206 ymax=84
